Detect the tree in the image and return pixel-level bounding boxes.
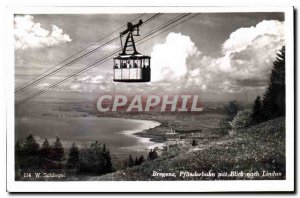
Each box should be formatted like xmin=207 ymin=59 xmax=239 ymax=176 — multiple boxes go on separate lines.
xmin=102 ymin=144 xmax=113 ymax=173
xmin=15 ymin=141 xmax=22 ymax=156
xmin=102 ymin=144 xmax=106 ymax=152
xmin=79 ymin=141 xmax=113 ymax=174
xmin=231 ymin=109 xmax=252 ymax=129
xmin=67 ymin=142 xmax=80 ymax=169
xmin=262 ymin=46 xmax=285 ymax=120
xmin=125 ymin=155 xmax=145 ymax=167
xmin=251 ymin=96 xmax=263 ymax=124
xmin=147 ymin=149 xmax=158 ymax=161
xmin=128 ymin=154 xmax=134 ymax=167
xmin=51 ymin=137 xmax=65 ymax=161
xmin=137 ymin=155 xmax=144 ymax=165
xmin=41 ymin=138 xmax=51 ymax=158
xmin=21 ymin=134 xmax=40 ymax=168
xmin=15 ymin=141 xmax=22 ymax=172
xmin=23 ymin=134 xmax=40 ymax=156
xmin=40 ymin=138 xmax=51 ymax=169
xmin=224 ymin=100 xmax=241 ymax=120
xmin=191 ymin=139 xmax=197 ymax=146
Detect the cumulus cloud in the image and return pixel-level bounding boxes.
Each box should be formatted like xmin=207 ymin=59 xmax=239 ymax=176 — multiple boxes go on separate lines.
xmin=150 ymin=32 xmax=201 ymax=82
xmin=70 ymin=84 xmax=82 ymax=92
xmin=14 ymin=15 xmax=72 ymax=50
xmin=214 ymin=20 xmax=284 ymax=89
xmin=37 ymin=83 xmax=50 ymax=89
xmin=46 ymin=20 xmax=284 ymax=96
xmin=167 ymin=20 xmax=285 ymax=93
xmin=65 ymin=73 xmax=114 ymax=93
xmin=222 ymin=20 xmax=284 ymax=54
xmin=77 ymin=75 xmax=104 ymax=84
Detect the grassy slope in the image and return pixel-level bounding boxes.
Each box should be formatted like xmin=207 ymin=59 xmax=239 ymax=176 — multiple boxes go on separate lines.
xmin=92 ymin=117 xmax=286 ymax=181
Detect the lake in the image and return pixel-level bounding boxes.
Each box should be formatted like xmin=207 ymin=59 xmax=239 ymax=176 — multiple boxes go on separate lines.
xmin=15 ymin=116 xmax=163 ymax=159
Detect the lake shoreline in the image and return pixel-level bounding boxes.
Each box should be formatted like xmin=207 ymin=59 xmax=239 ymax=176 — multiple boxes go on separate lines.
xmin=16 ymin=115 xmax=166 ymax=154
xmin=117 ymin=118 xmax=166 ymax=149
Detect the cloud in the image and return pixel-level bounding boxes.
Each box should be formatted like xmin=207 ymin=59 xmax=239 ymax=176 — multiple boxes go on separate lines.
xmin=14 ymin=15 xmax=72 ymax=50
xmin=222 ymin=20 xmax=284 ymax=54
xmin=42 ymin=20 xmax=284 ymax=97
xmin=76 ymin=74 xmax=104 ymax=84
xmin=183 ymin=20 xmax=285 ymax=93
xmin=216 ymin=20 xmax=284 ymax=86
xmin=150 ymin=32 xmax=201 ymax=82
xmin=37 ymin=83 xmax=50 ymax=88
xmin=63 ymin=73 xmax=114 ymax=93
xmin=70 ymin=84 xmax=81 ymax=92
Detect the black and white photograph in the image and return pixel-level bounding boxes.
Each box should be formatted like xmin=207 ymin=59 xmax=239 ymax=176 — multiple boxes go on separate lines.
xmin=5 ymin=6 xmax=295 ymax=192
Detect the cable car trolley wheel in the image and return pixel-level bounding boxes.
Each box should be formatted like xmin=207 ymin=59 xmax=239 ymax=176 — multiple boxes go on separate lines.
xmin=113 ymin=19 xmax=151 ymax=83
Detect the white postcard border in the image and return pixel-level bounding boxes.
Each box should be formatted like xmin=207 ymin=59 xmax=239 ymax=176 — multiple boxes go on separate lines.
xmin=6 ymin=6 xmax=294 ymax=192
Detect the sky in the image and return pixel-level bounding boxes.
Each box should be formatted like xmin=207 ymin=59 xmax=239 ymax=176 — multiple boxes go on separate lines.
xmin=14 ymin=12 xmax=285 ymax=103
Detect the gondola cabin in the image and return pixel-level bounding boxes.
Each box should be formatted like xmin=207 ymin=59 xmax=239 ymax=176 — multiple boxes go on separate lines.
xmin=113 ymin=19 xmax=151 ymax=82
xmin=113 ymin=54 xmax=150 ymax=82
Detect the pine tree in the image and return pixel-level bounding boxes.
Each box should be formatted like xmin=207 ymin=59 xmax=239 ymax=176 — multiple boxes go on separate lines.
xmin=102 ymin=144 xmax=106 ymax=152
xmin=128 ymin=154 xmax=134 ymax=167
xmin=15 ymin=141 xmax=22 ymax=179
xmin=23 ymin=134 xmax=40 ymax=156
xmin=40 ymin=138 xmax=51 ymax=169
xmin=147 ymin=149 xmax=158 ymax=161
xmin=15 ymin=141 xmax=22 ymax=156
xmin=138 ymin=155 xmax=144 ymax=165
xmin=191 ymin=139 xmax=197 ymax=146
xmin=51 ymin=137 xmax=65 ymax=161
xmin=262 ymin=46 xmax=285 ymax=120
xmin=15 ymin=141 xmax=22 ymax=165
xmin=79 ymin=141 xmax=113 ymax=174
xmin=102 ymin=147 xmax=113 ymax=173
xmin=225 ymin=100 xmax=241 ymax=120
xmin=80 ymin=141 xmax=102 ymax=173
xmin=22 ymin=134 xmax=40 ymax=168
xmin=67 ymin=142 xmax=80 ymax=169
xmin=41 ymin=138 xmax=51 ymax=158
xmin=251 ymin=96 xmax=263 ymax=124
xmin=134 ymin=157 xmax=138 ymax=165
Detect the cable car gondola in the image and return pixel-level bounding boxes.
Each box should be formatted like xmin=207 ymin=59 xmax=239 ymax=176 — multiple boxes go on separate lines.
xmin=113 ymin=19 xmax=151 ymax=82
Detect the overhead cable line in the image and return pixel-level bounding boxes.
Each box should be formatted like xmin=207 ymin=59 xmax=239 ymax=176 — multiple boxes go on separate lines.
xmin=15 ymin=13 xmax=161 ymax=93
xmin=16 ymin=13 xmax=197 ymax=105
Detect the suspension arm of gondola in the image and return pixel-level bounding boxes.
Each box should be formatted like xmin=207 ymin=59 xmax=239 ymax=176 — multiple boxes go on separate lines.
xmin=120 ymin=19 xmax=143 ymax=36
xmin=120 ymin=19 xmax=143 ymax=55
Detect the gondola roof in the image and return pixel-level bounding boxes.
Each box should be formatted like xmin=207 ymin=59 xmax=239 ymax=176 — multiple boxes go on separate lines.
xmin=114 ymin=53 xmax=150 ymax=60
